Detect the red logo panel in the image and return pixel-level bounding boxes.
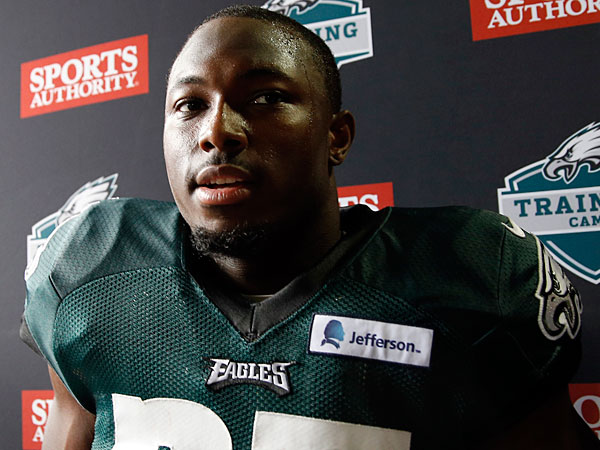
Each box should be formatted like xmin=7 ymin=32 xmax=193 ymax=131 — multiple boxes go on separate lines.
xmin=21 ymin=35 xmax=149 ymax=118
xmin=569 ymin=383 xmax=600 ymax=439
xmin=469 ymin=0 xmax=600 ymax=41
xmin=337 ymin=182 xmax=394 ymax=211
xmin=22 ymin=390 xmax=54 ymax=450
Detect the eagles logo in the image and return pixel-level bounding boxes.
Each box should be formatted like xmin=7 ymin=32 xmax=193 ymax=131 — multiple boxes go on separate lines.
xmin=543 ymin=122 xmax=600 ymax=183
xmin=25 ymin=174 xmax=118 ymax=280
xmin=535 ymin=239 xmax=582 ymax=341
xmin=206 ymin=359 xmax=294 ymax=396
xmin=56 ymin=175 xmax=119 ymax=225
xmin=262 ymin=0 xmax=319 ymax=15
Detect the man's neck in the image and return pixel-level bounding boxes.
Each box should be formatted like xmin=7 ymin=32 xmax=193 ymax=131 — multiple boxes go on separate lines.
xmin=199 ymin=207 xmax=342 ymax=295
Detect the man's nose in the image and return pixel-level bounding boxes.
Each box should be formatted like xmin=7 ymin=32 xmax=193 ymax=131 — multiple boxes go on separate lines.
xmin=197 ymin=102 xmax=248 ymax=154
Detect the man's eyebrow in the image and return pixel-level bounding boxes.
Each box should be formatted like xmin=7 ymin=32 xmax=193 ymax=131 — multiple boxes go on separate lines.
xmin=239 ymin=67 xmax=294 ymax=83
xmin=168 ymin=68 xmax=294 ymax=90
xmin=168 ymin=75 xmax=206 ymax=90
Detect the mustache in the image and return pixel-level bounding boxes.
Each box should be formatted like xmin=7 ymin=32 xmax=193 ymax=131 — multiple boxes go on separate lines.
xmin=186 ymin=154 xmax=254 ymax=185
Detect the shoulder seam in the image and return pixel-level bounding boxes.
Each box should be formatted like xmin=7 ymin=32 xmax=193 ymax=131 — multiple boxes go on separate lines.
xmin=335 ymin=274 xmax=456 ymax=338
xmin=57 ymin=265 xmax=184 ymax=303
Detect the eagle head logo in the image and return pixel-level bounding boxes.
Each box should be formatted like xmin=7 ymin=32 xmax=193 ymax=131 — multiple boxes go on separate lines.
xmin=543 ymin=122 xmax=600 ymax=183
xmin=56 ymin=174 xmax=119 ymax=225
xmin=262 ymin=0 xmax=319 ymax=15
xmin=25 ymin=174 xmax=119 ymax=280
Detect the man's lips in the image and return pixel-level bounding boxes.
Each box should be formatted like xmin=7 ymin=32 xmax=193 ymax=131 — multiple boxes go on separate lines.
xmin=192 ymin=165 xmax=254 ymax=206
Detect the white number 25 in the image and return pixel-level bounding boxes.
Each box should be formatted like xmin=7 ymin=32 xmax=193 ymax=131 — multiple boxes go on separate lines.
xmin=111 ymin=394 xmax=411 ymax=450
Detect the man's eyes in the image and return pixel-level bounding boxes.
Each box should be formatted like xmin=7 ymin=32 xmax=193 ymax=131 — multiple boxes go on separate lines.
xmin=173 ymin=91 xmax=287 ymax=114
xmin=175 ymin=99 xmax=206 ymax=113
xmin=251 ymin=91 xmax=287 ymax=105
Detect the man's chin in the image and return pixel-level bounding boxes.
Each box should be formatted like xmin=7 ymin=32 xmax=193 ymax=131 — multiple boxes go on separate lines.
xmin=189 ymin=223 xmax=271 ymax=258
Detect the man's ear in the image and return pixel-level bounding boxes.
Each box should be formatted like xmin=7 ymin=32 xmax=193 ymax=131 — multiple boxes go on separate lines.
xmin=328 ymin=110 xmax=355 ymax=166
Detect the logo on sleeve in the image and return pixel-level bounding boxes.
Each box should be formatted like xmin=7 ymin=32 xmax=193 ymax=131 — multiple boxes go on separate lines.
xmin=205 ymin=359 xmax=294 ymax=396
xmin=309 ymin=315 xmax=434 ymax=367
xmin=535 ymin=238 xmax=582 ymax=340
xmin=498 ymin=122 xmax=600 ymax=284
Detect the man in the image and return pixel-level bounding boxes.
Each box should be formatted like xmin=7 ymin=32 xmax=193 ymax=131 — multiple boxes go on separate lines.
xmin=21 ymin=5 xmax=598 ymax=449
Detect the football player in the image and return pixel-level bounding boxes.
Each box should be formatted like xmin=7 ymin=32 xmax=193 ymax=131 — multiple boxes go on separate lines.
xmin=22 ymin=5 xmax=599 ymax=449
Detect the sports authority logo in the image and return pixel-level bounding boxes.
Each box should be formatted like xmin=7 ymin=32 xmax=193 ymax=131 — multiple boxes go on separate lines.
xmin=262 ymin=0 xmax=373 ymax=68
xmin=21 ymin=35 xmax=148 ymax=118
xmin=469 ymin=0 xmax=600 ymax=41
xmin=22 ymin=390 xmax=54 ymax=450
xmin=498 ymin=123 xmax=600 ymax=284
xmin=338 ymin=182 xmax=394 ymax=211
xmin=25 ymin=174 xmax=118 ymax=280
xmin=309 ymin=315 xmax=434 ymax=367
xmin=206 ymin=359 xmax=294 ymax=396
xmin=569 ymin=384 xmax=600 ymax=439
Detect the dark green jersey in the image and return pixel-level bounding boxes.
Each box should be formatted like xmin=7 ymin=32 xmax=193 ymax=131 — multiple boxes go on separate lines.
xmin=22 ymin=198 xmax=582 ymax=450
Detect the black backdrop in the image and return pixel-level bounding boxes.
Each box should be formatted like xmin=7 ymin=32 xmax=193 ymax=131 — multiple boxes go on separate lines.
xmin=2 ymin=1 xmax=599 ymax=447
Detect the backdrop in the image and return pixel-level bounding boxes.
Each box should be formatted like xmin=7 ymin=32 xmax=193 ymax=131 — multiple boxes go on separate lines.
xmin=3 ymin=0 xmax=600 ymax=447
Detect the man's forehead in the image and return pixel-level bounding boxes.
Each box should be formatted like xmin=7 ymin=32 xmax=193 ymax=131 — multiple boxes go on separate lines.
xmin=171 ymin=17 xmax=309 ymax=81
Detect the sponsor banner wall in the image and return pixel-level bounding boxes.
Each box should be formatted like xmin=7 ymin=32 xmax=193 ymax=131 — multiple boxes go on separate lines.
xmin=1 ymin=1 xmax=598 ymax=448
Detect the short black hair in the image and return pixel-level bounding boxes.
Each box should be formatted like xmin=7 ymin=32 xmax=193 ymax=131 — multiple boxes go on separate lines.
xmin=197 ymin=4 xmax=342 ymax=113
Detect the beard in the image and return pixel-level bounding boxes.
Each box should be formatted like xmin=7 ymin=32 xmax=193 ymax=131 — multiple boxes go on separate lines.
xmin=189 ymin=222 xmax=277 ymax=258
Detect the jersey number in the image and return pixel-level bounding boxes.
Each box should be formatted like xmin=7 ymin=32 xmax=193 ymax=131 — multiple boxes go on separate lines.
xmin=111 ymin=393 xmax=412 ymax=450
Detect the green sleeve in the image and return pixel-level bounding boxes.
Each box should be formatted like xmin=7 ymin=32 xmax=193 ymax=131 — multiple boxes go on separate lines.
xmin=497 ymin=216 xmax=581 ymax=385
xmin=23 ymin=212 xmax=90 ymax=407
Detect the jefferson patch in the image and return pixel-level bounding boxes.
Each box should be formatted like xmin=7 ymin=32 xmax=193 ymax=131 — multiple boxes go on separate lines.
xmin=309 ymin=314 xmax=433 ymax=367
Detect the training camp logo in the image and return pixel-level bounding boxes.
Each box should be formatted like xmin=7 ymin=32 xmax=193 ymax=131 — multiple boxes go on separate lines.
xmin=262 ymin=0 xmax=373 ymax=68
xmin=205 ymin=359 xmax=294 ymax=396
xmin=469 ymin=0 xmax=600 ymax=41
xmin=498 ymin=123 xmax=600 ymax=284
xmin=25 ymin=174 xmax=118 ymax=280
xmin=21 ymin=35 xmax=148 ymax=118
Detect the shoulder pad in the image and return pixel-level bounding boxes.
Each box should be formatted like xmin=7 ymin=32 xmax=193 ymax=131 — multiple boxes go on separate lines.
xmin=30 ymin=198 xmax=182 ymax=301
